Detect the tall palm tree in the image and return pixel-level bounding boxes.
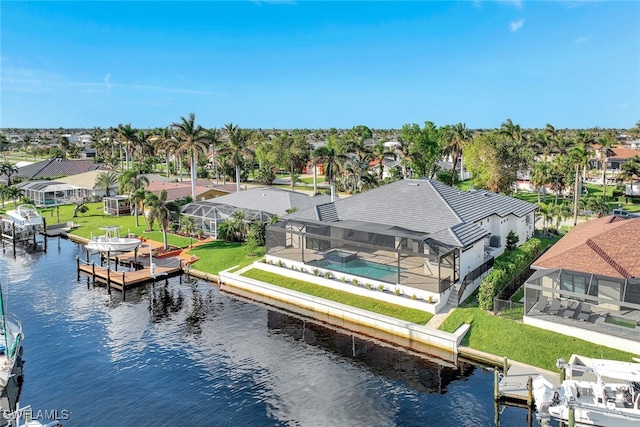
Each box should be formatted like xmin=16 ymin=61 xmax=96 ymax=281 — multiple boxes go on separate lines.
xmin=311 ymin=142 xmax=347 ymax=202
xmin=150 ymin=127 xmax=174 ymax=178
xmin=0 ymin=163 xmax=19 ymax=186
xmin=219 ymin=123 xmax=254 ymax=193
xmin=6 ymin=186 xmax=24 ymax=209
xmin=370 ymin=140 xmax=395 ymax=183
xmin=568 ymin=144 xmax=592 ymax=225
xmin=530 ymin=161 xmax=551 ymax=203
xmin=118 ymin=168 xmax=149 ymax=226
xmin=95 ymin=171 xmax=119 ymax=197
xmin=0 ymin=183 xmax=9 ymax=208
xmin=171 ymin=113 xmax=210 ymax=200
xmin=146 ymin=189 xmax=180 ymax=250
xmin=207 ymin=128 xmax=223 ymax=184
xmin=444 ymin=123 xmax=473 ymax=185
xmin=116 ymin=124 xmax=137 ymax=170
xmin=499 ymin=118 xmax=527 ymax=145
xmin=595 ymin=135 xmax=615 ymax=202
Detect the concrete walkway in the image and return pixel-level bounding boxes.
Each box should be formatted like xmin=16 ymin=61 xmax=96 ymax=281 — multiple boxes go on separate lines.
xmin=425 ymin=302 xmax=458 ymax=329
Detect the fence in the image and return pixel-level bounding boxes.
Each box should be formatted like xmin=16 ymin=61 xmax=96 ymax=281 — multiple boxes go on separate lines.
xmin=493 ymin=298 xmax=524 ymax=320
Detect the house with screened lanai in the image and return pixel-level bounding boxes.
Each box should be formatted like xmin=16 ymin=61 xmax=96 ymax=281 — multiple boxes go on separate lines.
xmin=265 ymin=179 xmax=537 ymax=313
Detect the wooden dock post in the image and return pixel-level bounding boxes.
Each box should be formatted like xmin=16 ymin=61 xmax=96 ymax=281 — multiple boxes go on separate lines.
xmin=107 ymin=267 xmax=111 ymax=294
xmin=115 ymin=255 xmax=119 ymax=271
xmin=85 ymin=248 xmax=89 ymax=263
xmin=76 ymin=256 xmax=80 ymax=280
xmin=560 ymin=365 xmax=566 ymax=383
xmin=503 ymin=356 xmax=508 ymax=375
xmin=91 ymin=262 xmax=96 ymax=286
xmin=568 ymin=405 xmax=575 ymax=427
xmin=494 ymin=369 xmax=500 ymax=400
xmin=526 ymin=376 xmax=533 ymax=407
xmin=122 ymin=272 xmax=126 ymax=302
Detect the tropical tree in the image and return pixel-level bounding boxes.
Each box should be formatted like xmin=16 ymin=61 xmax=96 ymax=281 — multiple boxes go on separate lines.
xmin=218 ymin=210 xmax=249 ymax=242
xmin=0 ymin=162 xmax=19 ymax=186
xmin=95 ymin=171 xmax=119 ymax=197
xmin=311 ymin=139 xmax=347 ymax=202
xmin=119 ymin=168 xmax=149 ymax=226
xmin=180 ymin=215 xmax=196 ymax=248
xmin=620 ymin=155 xmax=640 ymax=185
xmin=568 ymin=144 xmax=592 ymax=225
xmin=116 ymin=123 xmax=137 ymax=170
xmin=595 ymin=135 xmax=615 ymax=201
xmin=146 ymin=189 xmax=180 ymax=250
xmin=6 ymin=186 xmax=24 ymax=209
xmin=538 ymin=202 xmax=553 ymax=234
xmin=369 ymin=140 xmax=395 ymax=182
xmin=151 ymin=127 xmax=174 ymax=178
xmin=171 ymin=113 xmax=210 ymax=200
xmin=530 ymin=161 xmax=551 ymax=202
xmin=219 ymin=123 xmax=253 ymax=193
xmin=0 ymin=183 xmax=8 ymax=207
xmin=443 ymin=123 xmax=473 ymax=185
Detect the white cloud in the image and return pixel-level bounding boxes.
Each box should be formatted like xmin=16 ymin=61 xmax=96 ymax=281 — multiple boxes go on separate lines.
xmin=509 ymin=19 xmax=525 ymax=32
xmin=575 ymin=36 xmax=589 ymax=45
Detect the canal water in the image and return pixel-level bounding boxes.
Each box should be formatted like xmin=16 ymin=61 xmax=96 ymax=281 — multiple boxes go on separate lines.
xmin=0 ymin=237 xmax=540 ymax=426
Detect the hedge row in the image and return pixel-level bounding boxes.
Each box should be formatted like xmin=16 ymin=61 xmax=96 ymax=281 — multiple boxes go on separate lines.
xmin=477 ymin=237 xmax=543 ymax=310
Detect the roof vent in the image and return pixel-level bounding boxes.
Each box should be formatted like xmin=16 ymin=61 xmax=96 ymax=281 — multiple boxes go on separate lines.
xmin=407 ymin=182 xmax=420 ymax=186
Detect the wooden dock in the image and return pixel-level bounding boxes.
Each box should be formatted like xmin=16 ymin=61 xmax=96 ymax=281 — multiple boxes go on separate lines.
xmin=77 ymin=257 xmax=183 ymax=299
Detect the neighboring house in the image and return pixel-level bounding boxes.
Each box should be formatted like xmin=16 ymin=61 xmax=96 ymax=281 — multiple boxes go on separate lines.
xmin=15 ymin=158 xmax=106 ymax=180
xmin=630 ymin=139 xmax=640 ymax=150
xmin=626 ymin=181 xmax=640 ymax=196
xmin=16 ymin=180 xmax=92 ymax=207
xmin=181 ymin=187 xmax=332 ymax=238
xmin=266 ymin=179 xmax=537 ymax=312
xmin=56 ymin=170 xmax=117 ymax=199
xmin=588 ymin=145 xmax=640 ymax=179
xmin=523 ymin=215 xmax=640 ymax=354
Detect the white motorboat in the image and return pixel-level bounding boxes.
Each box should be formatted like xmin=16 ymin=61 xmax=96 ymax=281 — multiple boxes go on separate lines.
xmin=534 ymin=355 xmax=640 ymax=426
xmin=86 ymin=226 xmax=141 ymax=253
xmin=0 ymin=283 xmax=23 ymax=392
xmin=4 ymin=205 xmax=43 ymax=232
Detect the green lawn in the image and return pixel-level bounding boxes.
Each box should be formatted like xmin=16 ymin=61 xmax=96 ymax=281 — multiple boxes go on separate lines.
xmin=439 ymin=306 xmax=638 ymax=371
xmin=241 ymin=269 xmax=433 ymax=324
xmin=186 ymin=241 xmax=265 ymax=274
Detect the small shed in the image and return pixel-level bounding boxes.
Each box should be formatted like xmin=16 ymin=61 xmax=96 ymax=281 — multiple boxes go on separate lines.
xmin=103 ymin=196 xmax=131 ymax=216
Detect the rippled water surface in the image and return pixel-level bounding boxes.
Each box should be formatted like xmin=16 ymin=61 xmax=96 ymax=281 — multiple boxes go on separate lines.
xmin=0 ymin=238 xmax=539 ymax=426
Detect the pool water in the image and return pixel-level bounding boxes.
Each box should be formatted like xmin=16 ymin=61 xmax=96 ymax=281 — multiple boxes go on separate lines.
xmin=308 ymin=257 xmax=401 ymax=283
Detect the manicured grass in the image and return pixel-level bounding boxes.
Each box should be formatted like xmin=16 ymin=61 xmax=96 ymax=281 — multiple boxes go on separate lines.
xmin=241 ymin=269 xmax=433 ymax=324
xmin=439 ymin=307 xmax=638 ymax=371
xmin=299 ymin=176 xmax=325 ymax=184
xmin=185 ymin=241 xmax=265 ymax=274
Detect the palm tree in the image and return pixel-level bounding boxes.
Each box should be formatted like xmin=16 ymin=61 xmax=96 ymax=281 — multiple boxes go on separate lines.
xmin=207 ymin=128 xmax=223 ymax=184
xmin=6 ymin=186 xmax=24 ymax=209
xmin=0 ymin=162 xmax=19 ymax=186
xmin=499 ymin=118 xmax=527 ymax=145
xmin=530 ymin=161 xmax=551 ymax=203
xmin=538 ymin=202 xmax=553 ymax=234
xmin=95 ymin=171 xmax=119 ymax=197
xmin=568 ymin=144 xmax=592 ymax=225
xmin=595 ymin=135 xmax=615 ymax=202
xmin=150 ymin=127 xmax=174 ymax=178
xmin=219 ymin=123 xmax=253 ymax=193
xmin=370 ymin=140 xmax=395 ymax=182
xmin=0 ymin=183 xmax=9 ymax=208
xmin=444 ymin=123 xmax=473 ymax=185
xmin=171 ymin=113 xmax=210 ymax=200
xmin=146 ymin=189 xmax=180 ymax=250
xmin=116 ymin=123 xmax=137 ymax=170
xmin=118 ymin=169 xmax=149 ymax=226
xmin=620 ymin=155 xmax=640 ymax=186
xmin=180 ymin=215 xmax=196 ymax=248
xmin=310 ymin=143 xmax=347 ymax=202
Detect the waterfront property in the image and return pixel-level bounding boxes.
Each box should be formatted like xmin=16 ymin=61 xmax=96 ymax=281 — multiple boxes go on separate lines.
xmin=265 ymin=179 xmax=537 ymax=311
xmin=180 ymin=187 xmax=331 ymax=239
xmin=523 ymin=214 xmax=640 ymax=353
xmin=16 ymin=180 xmax=92 ymax=207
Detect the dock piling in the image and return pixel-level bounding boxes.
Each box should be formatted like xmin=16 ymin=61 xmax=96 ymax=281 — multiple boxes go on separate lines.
xmin=494 ymin=369 xmax=500 ymax=400
xmin=76 ymin=255 xmax=80 ymax=280
xmin=107 ymin=267 xmax=111 ymax=294
xmin=526 ymin=376 xmax=533 ymax=407
xmin=503 ymin=356 xmax=508 ymax=375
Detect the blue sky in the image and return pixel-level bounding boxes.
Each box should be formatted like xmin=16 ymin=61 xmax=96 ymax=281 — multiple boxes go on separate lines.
xmin=1 ymin=1 xmax=639 ymax=130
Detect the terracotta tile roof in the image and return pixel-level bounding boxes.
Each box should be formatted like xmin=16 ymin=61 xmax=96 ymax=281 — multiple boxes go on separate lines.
xmin=591 ymin=144 xmax=640 ymax=160
xmin=146 ymin=181 xmax=210 ymax=201
xmin=533 ymin=216 xmax=640 ymax=278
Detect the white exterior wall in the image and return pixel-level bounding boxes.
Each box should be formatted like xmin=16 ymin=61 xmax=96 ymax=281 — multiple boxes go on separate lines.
xmin=459 ymin=241 xmax=485 ymax=280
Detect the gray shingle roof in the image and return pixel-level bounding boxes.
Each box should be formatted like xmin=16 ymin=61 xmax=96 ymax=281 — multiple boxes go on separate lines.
xmin=16 ymin=158 xmax=106 ymax=180
xmin=288 ymin=179 xmax=536 ymax=248
xmin=183 ymin=187 xmax=331 ymax=217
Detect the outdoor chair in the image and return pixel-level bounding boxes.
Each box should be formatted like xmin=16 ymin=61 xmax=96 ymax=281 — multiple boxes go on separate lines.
xmin=532 ymin=295 xmax=548 ymax=313
xmin=577 ymin=303 xmax=592 ymax=322
xmin=549 ymin=298 xmax=561 ymax=315
xmin=562 ymin=301 xmax=580 ymax=319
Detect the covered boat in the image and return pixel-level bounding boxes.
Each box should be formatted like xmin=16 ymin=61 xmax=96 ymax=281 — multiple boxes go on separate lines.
xmin=86 ymin=226 xmax=141 ymax=253
xmin=4 ymin=205 xmax=43 ymax=232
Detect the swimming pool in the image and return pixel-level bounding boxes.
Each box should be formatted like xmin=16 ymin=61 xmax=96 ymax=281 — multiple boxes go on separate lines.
xmin=307 ymin=257 xmax=401 ymax=283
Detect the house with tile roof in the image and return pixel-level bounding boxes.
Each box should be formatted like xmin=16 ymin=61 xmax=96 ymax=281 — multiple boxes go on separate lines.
xmin=266 ymin=179 xmax=537 ymax=313
xmin=523 ymin=215 xmax=640 ymax=353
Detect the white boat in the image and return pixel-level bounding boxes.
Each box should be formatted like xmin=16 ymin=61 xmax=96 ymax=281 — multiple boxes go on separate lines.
xmin=4 ymin=205 xmax=43 ymax=232
xmin=86 ymin=226 xmax=141 ymax=253
xmin=0 ymin=282 xmax=23 ymax=392
xmin=534 ymin=355 xmax=640 ymax=426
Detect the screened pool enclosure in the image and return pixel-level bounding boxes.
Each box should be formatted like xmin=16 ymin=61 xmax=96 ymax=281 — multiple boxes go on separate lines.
xmin=266 ymin=218 xmax=460 ymax=293
xmin=181 ymin=200 xmax=272 ymax=239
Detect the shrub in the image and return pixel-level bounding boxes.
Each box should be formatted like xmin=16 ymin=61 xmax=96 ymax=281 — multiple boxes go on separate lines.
xmin=351 ymin=278 xmax=359 ymax=286
xmin=341 ymin=276 xmax=346 ymax=283
xmin=478 ymin=237 xmax=543 ymax=310
xmin=377 ymin=285 xmax=385 ymax=292
xmin=411 ymin=294 xmax=417 ymax=300
xmin=428 ymin=295 xmax=434 ymax=304
xmin=365 ymin=283 xmax=372 ymax=289
xmin=506 ymin=230 xmax=519 ymax=251
xmin=313 ymin=268 xmax=320 ymax=276
xmin=324 ymin=271 xmax=332 ymax=279
xmin=278 ymin=260 xmax=284 ymax=267
xmin=394 ymin=288 xmax=400 ymax=296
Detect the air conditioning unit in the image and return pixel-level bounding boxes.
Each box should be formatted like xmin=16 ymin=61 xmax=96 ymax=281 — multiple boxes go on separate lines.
xmin=490 ymin=236 xmax=501 ymax=248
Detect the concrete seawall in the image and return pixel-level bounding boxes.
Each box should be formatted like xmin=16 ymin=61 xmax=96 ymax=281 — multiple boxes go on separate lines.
xmin=219 ymin=268 xmax=469 ymax=356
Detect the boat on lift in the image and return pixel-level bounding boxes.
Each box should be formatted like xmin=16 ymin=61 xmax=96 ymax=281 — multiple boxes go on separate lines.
xmin=86 ymin=226 xmax=141 ymax=253
xmin=3 ymin=205 xmax=43 ymax=232
xmin=534 ymin=355 xmax=640 ymax=426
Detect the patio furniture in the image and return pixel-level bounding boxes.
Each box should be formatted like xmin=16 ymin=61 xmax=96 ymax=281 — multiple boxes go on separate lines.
xmin=532 ymin=295 xmax=548 ymax=312
xmin=562 ymin=301 xmax=580 ymax=319
xmin=548 ymin=298 xmax=561 ymax=315
xmin=577 ymin=303 xmax=592 ymax=322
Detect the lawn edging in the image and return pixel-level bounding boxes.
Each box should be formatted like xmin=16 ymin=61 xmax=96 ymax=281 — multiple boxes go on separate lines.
xmin=219 ymin=265 xmax=468 ymax=354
